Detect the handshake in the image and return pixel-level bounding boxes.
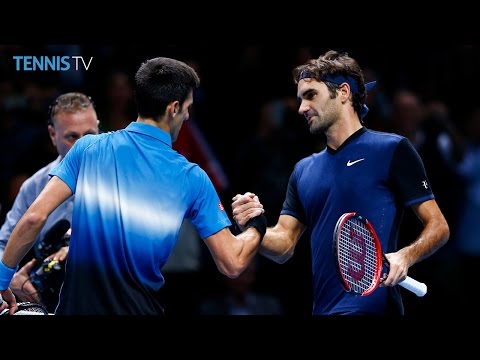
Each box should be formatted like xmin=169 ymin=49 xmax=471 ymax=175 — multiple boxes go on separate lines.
xmin=231 ymin=192 xmax=267 ymax=238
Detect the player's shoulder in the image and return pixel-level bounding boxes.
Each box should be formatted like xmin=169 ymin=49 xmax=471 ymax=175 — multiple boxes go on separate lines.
xmin=74 ymin=132 xmax=110 ymax=153
xmin=174 ymin=154 xmax=209 ymax=185
xmin=364 ymin=128 xmax=405 ymax=142
xmin=171 ymin=149 xmax=199 ymax=171
xmin=363 ymin=128 xmax=407 ymax=150
xmin=297 ymin=146 xmax=328 ymax=166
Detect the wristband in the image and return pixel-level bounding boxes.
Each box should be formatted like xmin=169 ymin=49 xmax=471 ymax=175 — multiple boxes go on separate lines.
xmin=0 ymin=260 xmax=18 ymax=290
xmin=244 ymin=214 xmax=267 ymax=240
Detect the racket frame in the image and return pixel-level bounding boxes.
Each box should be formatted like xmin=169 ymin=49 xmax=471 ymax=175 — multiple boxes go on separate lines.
xmin=333 ymin=212 xmax=384 ymax=296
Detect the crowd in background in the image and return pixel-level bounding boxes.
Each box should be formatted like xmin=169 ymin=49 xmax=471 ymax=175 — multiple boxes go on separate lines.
xmin=0 ymin=44 xmax=478 ymax=315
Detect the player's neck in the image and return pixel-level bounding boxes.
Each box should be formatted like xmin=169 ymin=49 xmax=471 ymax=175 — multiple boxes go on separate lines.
xmin=137 ymin=117 xmax=170 ymax=133
xmin=326 ymin=116 xmax=363 ymax=150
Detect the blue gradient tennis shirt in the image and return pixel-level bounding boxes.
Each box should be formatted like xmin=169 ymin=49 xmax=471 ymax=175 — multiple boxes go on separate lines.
xmin=50 ymin=122 xmax=231 ymax=315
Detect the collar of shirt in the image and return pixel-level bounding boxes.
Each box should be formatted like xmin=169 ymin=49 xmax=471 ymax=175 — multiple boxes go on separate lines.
xmin=126 ymin=122 xmax=172 ymax=148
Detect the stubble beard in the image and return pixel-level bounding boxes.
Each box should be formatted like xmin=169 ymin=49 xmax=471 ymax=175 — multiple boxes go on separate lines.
xmin=309 ymin=115 xmax=331 ymax=135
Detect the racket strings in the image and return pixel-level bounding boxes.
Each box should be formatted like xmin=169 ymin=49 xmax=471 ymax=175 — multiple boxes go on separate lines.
xmin=338 ymin=218 xmax=379 ymax=293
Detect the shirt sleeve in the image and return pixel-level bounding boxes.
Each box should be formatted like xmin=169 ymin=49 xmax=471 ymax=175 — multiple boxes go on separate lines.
xmin=49 ymin=135 xmax=96 ymax=194
xmin=390 ymin=138 xmax=435 ymax=207
xmin=280 ymin=165 xmax=306 ymax=224
xmin=187 ymin=165 xmax=232 ymax=239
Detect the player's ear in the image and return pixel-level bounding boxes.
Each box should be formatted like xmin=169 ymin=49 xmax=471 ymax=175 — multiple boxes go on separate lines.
xmin=169 ymin=101 xmax=180 ymax=117
xmin=337 ymin=82 xmax=350 ymax=101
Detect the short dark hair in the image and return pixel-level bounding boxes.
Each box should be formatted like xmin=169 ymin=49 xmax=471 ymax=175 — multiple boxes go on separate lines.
xmin=293 ymin=50 xmax=366 ymax=117
xmin=48 ymin=92 xmax=95 ymax=126
xmin=134 ymin=57 xmax=200 ymax=120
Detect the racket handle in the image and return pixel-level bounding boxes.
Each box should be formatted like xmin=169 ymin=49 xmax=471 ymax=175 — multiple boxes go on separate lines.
xmin=399 ymin=276 xmax=427 ymax=297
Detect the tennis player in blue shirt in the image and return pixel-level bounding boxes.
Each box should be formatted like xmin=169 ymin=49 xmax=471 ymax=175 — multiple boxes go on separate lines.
xmin=232 ymin=50 xmax=450 ymax=315
xmin=0 ymin=57 xmax=266 ymax=315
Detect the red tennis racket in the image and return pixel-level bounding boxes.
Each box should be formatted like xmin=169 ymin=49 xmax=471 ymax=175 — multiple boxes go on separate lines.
xmin=333 ymin=212 xmax=427 ymax=297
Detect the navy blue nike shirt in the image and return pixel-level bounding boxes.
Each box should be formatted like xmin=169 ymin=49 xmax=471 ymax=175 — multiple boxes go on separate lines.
xmin=282 ymin=127 xmax=434 ymax=315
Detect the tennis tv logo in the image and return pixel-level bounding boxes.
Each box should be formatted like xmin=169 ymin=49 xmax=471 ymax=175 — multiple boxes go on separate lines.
xmin=13 ymin=56 xmax=93 ymax=71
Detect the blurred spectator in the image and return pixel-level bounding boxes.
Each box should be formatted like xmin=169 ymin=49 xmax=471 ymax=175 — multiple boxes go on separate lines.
xmin=362 ymin=67 xmax=390 ymax=131
xmin=387 ymin=90 xmax=424 ymax=144
xmin=100 ymin=69 xmax=136 ymax=132
xmin=390 ymin=93 xmax=465 ymax=315
xmin=411 ymin=101 xmax=465 ymax=315
xmin=455 ymin=107 xmax=480 ymax=309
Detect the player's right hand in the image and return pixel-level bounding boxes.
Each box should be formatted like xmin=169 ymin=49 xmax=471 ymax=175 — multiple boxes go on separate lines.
xmin=232 ymin=192 xmax=264 ymax=230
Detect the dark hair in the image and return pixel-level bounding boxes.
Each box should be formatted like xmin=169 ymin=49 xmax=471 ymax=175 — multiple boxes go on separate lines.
xmin=48 ymin=92 xmax=95 ymax=126
xmin=134 ymin=57 xmax=200 ymax=120
xmin=292 ymin=50 xmax=366 ymax=118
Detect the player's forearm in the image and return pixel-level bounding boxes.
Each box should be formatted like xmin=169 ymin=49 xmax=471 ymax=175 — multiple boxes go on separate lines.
xmin=216 ymin=227 xmax=262 ymax=278
xmin=0 ymin=233 xmax=12 ymax=260
xmin=401 ymin=217 xmax=450 ymax=266
xmin=0 ymin=212 xmax=19 ymax=257
xmin=0 ymin=234 xmax=7 ymax=259
xmin=259 ymin=227 xmax=295 ymax=264
xmin=2 ymin=212 xmax=47 ymax=268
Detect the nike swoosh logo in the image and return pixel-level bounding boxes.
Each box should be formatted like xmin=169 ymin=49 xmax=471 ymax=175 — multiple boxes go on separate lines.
xmin=347 ymin=158 xmax=365 ymax=166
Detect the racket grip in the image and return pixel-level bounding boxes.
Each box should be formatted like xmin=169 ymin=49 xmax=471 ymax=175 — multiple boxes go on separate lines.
xmin=399 ymin=276 xmax=427 ymax=297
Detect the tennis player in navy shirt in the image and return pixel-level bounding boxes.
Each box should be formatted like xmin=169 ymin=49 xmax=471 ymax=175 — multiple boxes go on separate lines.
xmin=232 ymin=50 xmax=450 ymax=315
xmin=0 ymin=57 xmax=267 ymax=315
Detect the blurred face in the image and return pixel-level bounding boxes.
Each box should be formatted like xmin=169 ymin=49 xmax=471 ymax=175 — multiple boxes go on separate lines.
xmin=171 ymin=90 xmax=193 ymax=142
xmin=391 ymin=92 xmax=422 ymax=137
xmin=48 ymin=105 xmax=99 ymax=158
xmin=297 ymin=79 xmax=340 ymax=134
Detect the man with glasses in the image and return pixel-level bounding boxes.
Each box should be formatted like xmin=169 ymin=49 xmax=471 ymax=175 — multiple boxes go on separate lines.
xmin=0 ymin=92 xmax=99 ymax=311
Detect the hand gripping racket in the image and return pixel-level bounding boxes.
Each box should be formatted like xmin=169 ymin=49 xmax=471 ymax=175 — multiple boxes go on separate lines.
xmin=333 ymin=212 xmax=427 ymax=297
